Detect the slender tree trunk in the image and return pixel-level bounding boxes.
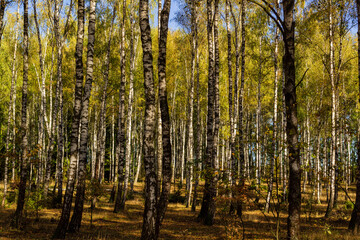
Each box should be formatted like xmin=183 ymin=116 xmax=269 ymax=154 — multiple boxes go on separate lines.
xmin=122 ymin=0 xmax=136 ymax=208
xmin=186 ymin=0 xmax=196 ymax=209
xmin=316 ymin=132 xmax=321 ymax=204
xmin=265 ymin=0 xmax=280 ymax=212
xmin=191 ymin=0 xmax=200 ymax=212
xmin=11 ymin=0 xmax=29 ymax=228
xmin=68 ymin=0 xmax=97 ymax=232
xmin=53 ymin=0 xmax=85 ymax=237
xmin=349 ymin=0 xmax=360 ymax=233
xmin=225 ymin=0 xmax=234 ymax=198
xmin=156 ymin=0 xmax=163 ymax=204
xmin=33 ymin=0 xmax=49 ymax=195
xmin=43 ymin=0 xmax=73 ymax=198
xmin=256 ymin=37 xmax=262 ymax=189
xmin=2 ymin=3 xmax=19 ymax=208
xmin=54 ymin=0 xmax=74 ymax=205
xmin=325 ymin=0 xmax=337 ymax=218
xmin=155 ymin=1 xmax=172 ymax=236
xmin=236 ymin=0 xmax=246 ymax=217
xmin=139 ymin=0 xmax=157 ymax=238
xmin=114 ymin=0 xmax=127 ymax=213
xmin=96 ymin=3 xmax=115 ymax=186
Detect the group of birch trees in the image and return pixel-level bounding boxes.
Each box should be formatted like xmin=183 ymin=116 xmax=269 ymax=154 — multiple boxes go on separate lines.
xmin=1 ymin=0 xmax=360 ymax=239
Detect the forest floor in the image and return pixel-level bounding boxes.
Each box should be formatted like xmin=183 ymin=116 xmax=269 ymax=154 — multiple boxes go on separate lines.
xmin=0 ymin=181 xmax=359 ymax=240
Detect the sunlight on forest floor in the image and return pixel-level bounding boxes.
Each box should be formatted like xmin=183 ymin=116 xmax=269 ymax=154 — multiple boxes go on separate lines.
xmin=0 ymin=182 xmax=359 ymax=239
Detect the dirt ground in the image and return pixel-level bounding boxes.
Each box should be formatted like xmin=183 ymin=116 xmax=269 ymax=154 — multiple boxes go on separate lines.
xmin=0 ymin=181 xmax=359 ymax=239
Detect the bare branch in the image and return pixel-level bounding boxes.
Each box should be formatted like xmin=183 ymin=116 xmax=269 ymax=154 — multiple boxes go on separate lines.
xmin=248 ymin=0 xmax=284 ymax=36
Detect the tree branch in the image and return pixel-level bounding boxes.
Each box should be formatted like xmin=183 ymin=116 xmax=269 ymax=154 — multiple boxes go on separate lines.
xmin=295 ymin=68 xmax=309 ymax=89
xmin=248 ymin=0 xmax=284 ymax=36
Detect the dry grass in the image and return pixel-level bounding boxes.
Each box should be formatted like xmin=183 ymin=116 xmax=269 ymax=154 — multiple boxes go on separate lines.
xmin=0 ymin=181 xmax=359 ymax=239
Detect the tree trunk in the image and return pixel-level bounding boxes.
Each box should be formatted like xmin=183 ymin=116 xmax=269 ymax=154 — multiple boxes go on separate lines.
xmin=55 ymin=0 xmax=74 ymax=204
xmin=33 ymin=0 xmax=49 ymax=196
xmin=325 ymin=0 xmax=336 ymax=218
xmin=237 ymin=0 xmax=246 ymax=217
xmin=44 ymin=0 xmax=74 ymax=198
xmin=114 ymin=0 xmax=127 ymax=213
xmin=192 ymin=1 xmax=200 ymax=211
xmin=282 ymin=0 xmax=300 ymax=238
xmin=155 ymin=0 xmax=172 ymax=237
xmin=156 ymin=0 xmax=163 ymax=204
xmin=53 ymin=0 xmax=85 ymax=237
xmin=12 ymin=0 xmax=29 ymax=228
xmin=265 ymin=0 xmax=280 ymax=213
xmin=256 ymin=37 xmax=262 ymax=189
xmin=96 ymin=2 xmax=115 ymax=185
xmin=68 ymin=0 xmax=97 ymax=232
xmin=122 ymin=0 xmax=136 ymax=208
xmin=349 ymin=0 xmax=360 ymax=233
xmin=2 ymin=2 xmax=19 ymax=208
xmin=186 ymin=0 xmax=196 ymax=209
xmin=198 ymin=0 xmax=219 ymax=226
xmin=139 ymin=0 xmax=157 ymax=238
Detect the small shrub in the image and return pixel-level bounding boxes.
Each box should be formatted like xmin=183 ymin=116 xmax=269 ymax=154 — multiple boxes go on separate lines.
xmin=344 ymin=200 xmax=354 ymax=210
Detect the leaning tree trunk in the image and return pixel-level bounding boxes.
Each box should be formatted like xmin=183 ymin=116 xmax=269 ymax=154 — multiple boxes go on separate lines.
xmin=2 ymin=3 xmax=19 ymax=208
xmin=114 ymin=0 xmax=127 ymax=213
xmin=349 ymin=0 xmax=360 ymax=233
xmin=11 ymin=0 xmax=29 ymax=228
xmin=68 ymin=0 xmax=97 ymax=232
xmin=53 ymin=0 xmax=85 ymax=238
xmin=155 ymin=0 xmax=173 ymax=237
xmin=139 ymin=0 xmax=157 ymax=238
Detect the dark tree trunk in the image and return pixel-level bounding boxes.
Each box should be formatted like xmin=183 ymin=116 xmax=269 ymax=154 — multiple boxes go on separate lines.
xmin=11 ymin=0 xmax=29 ymax=228
xmin=198 ymin=0 xmax=219 ymax=226
xmin=53 ymin=0 xmax=85 ymax=238
xmin=349 ymin=0 xmax=360 ymax=233
xmin=155 ymin=0 xmax=172 ymax=237
xmin=139 ymin=0 xmax=157 ymax=238
xmin=282 ymin=0 xmax=300 ymax=239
